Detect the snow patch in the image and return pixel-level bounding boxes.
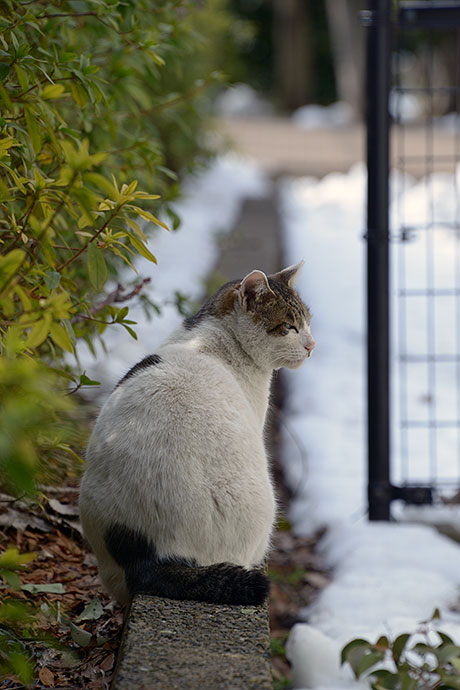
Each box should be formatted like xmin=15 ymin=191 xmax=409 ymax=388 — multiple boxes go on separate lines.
xmin=281 ymin=164 xmax=460 ymax=687
xmin=75 ymin=153 xmax=268 ymax=394
xmin=291 ymin=101 xmax=354 ymax=130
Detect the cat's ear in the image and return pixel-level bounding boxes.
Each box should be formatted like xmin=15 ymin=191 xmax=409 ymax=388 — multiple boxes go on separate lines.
xmin=270 ymin=260 xmax=304 ymax=288
xmin=239 ymin=270 xmax=273 ymax=311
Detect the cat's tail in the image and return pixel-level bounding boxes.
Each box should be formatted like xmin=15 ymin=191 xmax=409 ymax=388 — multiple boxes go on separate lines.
xmin=105 ymin=523 xmax=269 ymax=606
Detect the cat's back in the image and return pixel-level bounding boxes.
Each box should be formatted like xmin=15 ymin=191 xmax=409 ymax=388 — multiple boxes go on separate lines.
xmin=86 ymin=338 xmax=258 ymax=470
xmin=82 ymin=335 xmax=269 ymax=548
xmin=104 ymin=339 xmax=252 ymax=422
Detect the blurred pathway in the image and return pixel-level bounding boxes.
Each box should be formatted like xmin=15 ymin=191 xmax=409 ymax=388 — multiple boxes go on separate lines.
xmin=218 ymin=116 xmax=457 ymax=178
xmin=214 ymin=196 xmax=281 ymax=280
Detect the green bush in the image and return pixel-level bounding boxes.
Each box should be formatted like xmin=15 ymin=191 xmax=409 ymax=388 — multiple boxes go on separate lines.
xmin=342 ymin=610 xmax=460 ymax=689
xmin=0 ymin=0 xmax=236 ymax=494
xmin=0 ymin=1 xmax=239 ymax=683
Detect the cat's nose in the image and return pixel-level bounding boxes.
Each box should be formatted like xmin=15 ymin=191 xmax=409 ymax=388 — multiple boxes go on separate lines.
xmin=305 ymin=338 xmax=315 ymax=355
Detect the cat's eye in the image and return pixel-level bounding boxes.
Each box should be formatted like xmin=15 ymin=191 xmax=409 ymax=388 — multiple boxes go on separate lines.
xmin=284 ymin=323 xmax=298 ymax=333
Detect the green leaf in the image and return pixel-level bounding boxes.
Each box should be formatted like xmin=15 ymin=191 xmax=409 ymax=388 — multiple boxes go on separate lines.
xmin=115 ymin=306 xmax=129 ymax=322
xmin=146 ymin=49 xmax=165 ymax=65
xmin=342 ymin=639 xmax=374 ymax=679
xmin=437 ymin=680 xmax=460 ymax=690
xmin=435 ymin=643 xmax=460 ymax=665
xmin=356 ymin=650 xmax=385 ymax=676
xmin=22 ymin=583 xmax=66 ymax=594
xmin=24 ymin=105 xmax=42 ymax=155
xmin=125 ymin=217 xmax=146 ymax=241
xmin=0 ymin=62 xmax=10 ymax=82
xmin=0 ymin=249 xmax=25 ymax=292
xmin=15 ymin=64 xmax=28 ymax=89
xmin=0 ymin=547 xmax=36 ymax=568
xmin=1 ymin=570 xmax=21 ymax=590
xmin=84 ymin=172 xmax=118 ymax=197
xmin=71 ymin=81 xmax=87 ymax=107
xmin=44 ymin=271 xmax=61 ymax=290
xmin=49 ymin=323 xmax=74 ymax=353
xmin=26 ymin=315 xmax=52 ymax=349
xmin=128 ymin=206 xmax=169 ymax=231
xmin=41 ymin=83 xmax=65 ymax=99
xmin=75 ymin=597 xmax=104 ymax=622
xmin=70 ymin=622 xmax=92 ymax=647
xmin=87 ymin=242 xmax=107 ymax=292
xmin=74 ymin=186 xmax=97 ymax=223
xmin=62 ymin=319 xmax=76 ymax=346
xmin=369 ymin=669 xmax=399 ymax=690
xmin=423 ymin=608 xmax=441 ymax=624
xmin=0 ymin=84 xmax=12 ymax=110
xmin=167 ymin=208 xmax=181 ymax=230
xmin=439 ymin=632 xmax=455 ymax=646
xmin=341 ymin=638 xmax=371 ymax=665
xmin=122 ymin=324 xmax=138 ymax=340
xmin=400 ymin=671 xmax=417 ymax=690
xmin=376 ymin=636 xmax=389 ymax=651
xmin=411 ymin=642 xmax=433 ymax=655
xmin=79 ymin=373 xmax=101 ymax=386
xmin=8 ymin=650 xmax=34 ymax=685
xmin=128 ymin=234 xmax=157 ymax=264
xmin=393 ymin=633 xmax=410 ymax=662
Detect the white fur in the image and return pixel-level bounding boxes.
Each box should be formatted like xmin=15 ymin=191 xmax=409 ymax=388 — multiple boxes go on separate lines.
xmin=79 ymin=271 xmax=313 ymax=604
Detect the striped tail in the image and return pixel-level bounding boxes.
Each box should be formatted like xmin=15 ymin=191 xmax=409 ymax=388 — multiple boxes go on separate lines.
xmin=105 ymin=523 xmax=269 ymax=606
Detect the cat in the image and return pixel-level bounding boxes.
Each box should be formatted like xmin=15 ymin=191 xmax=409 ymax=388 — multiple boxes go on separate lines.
xmin=78 ymin=261 xmax=314 ymax=606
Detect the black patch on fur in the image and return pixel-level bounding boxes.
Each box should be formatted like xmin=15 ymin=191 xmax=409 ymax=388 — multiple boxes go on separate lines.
xmin=115 ymin=354 xmax=162 ymax=388
xmin=105 ymin=522 xmax=269 ymax=606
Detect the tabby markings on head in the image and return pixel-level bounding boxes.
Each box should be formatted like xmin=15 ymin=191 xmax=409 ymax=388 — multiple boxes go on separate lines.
xmin=256 ymin=276 xmax=311 ymax=334
xmin=184 ymin=273 xmax=310 ymax=335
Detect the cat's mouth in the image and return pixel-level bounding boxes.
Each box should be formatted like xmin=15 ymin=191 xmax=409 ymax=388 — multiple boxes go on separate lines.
xmin=284 ymin=356 xmax=308 ymax=369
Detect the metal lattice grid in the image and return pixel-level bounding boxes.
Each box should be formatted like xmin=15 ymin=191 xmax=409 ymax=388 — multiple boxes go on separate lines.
xmin=393 ymin=4 xmax=460 ymax=501
xmin=365 ymin=0 xmax=460 ymax=519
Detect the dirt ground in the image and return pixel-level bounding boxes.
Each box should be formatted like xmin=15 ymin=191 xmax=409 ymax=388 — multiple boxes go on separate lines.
xmin=0 ymin=476 xmax=329 ymax=689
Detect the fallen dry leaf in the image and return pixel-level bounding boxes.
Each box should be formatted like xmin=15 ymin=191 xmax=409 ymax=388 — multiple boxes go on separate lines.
xmin=38 ymin=666 xmax=55 ymax=686
xmin=0 ymin=484 xmax=124 ymax=690
xmin=0 ymin=505 xmax=52 ymax=533
xmin=100 ymin=652 xmax=115 ymax=672
xmin=48 ymin=498 xmax=79 ymax=517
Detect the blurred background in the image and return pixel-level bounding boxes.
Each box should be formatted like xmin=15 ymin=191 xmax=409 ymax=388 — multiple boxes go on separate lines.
xmin=3 ymin=1 xmax=460 ymax=688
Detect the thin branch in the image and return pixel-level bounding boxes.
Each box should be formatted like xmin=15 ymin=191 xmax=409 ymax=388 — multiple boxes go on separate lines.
xmin=72 ymin=314 xmax=115 ymax=325
xmin=69 ymin=279 xmax=151 ymax=327
xmin=36 ymin=12 xmax=98 ymax=19
xmin=35 ymin=11 xmax=137 ymax=47
xmin=0 ymin=175 xmax=76 ymax=296
xmin=15 ymin=75 xmax=74 ymax=100
xmin=139 ymin=77 xmax=215 ymax=116
xmin=92 ymin=278 xmax=151 ymax=314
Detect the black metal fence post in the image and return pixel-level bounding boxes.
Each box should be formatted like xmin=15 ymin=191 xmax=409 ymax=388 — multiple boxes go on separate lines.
xmin=365 ymin=0 xmax=392 ymax=520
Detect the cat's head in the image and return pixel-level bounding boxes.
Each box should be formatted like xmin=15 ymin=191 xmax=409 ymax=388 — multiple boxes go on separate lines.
xmin=185 ymin=261 xmax=314 ymax=371
xmin=234 ymin=261 xmax=314 ymax=370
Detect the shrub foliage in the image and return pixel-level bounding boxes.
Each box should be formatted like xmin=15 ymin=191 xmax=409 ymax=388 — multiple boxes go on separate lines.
xmin=0 ymin=0 xmax=234 ymax=682
xmin=0 ymin=0 xmax=228 ymax=493
xmin=342 ymin=611 xmax=460 ymax=690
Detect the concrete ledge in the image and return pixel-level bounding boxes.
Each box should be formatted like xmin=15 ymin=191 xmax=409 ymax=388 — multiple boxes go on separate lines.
xmin=112 ymin=595 xmax=273 ymax=689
